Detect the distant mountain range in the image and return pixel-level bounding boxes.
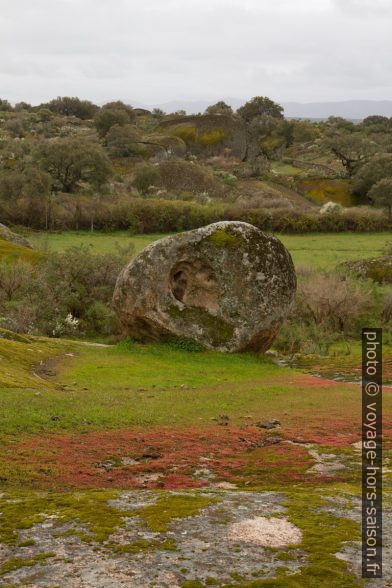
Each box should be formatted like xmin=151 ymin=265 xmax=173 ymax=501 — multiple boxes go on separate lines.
xmin=131 ymin=99 xmax=392 ymax=120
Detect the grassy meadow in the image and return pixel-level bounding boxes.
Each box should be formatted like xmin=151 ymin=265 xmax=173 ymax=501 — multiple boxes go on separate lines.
xmin=27 ymin=229 xmax=391 ymax=270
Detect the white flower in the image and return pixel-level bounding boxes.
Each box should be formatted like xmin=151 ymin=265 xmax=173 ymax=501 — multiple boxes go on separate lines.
xmin=64 ymin=313 xmax=79 ymax=328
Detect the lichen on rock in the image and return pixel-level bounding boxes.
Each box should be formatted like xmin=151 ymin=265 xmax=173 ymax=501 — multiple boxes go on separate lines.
xmin=113 ymin=221 xmax=296 ymax=352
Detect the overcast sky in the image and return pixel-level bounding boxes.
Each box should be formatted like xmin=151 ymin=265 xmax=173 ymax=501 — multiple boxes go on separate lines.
xmin=0 ymin=0 xmax=391 ymax=106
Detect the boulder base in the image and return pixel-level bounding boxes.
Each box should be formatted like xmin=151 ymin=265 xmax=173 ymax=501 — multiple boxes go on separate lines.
xmin=113 ymin=222 xmax=296 ymax=352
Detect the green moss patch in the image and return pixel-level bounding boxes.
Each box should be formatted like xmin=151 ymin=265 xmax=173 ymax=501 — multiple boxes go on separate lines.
xmin=207 ymin=228 xmax=242 ymax=249
xmin=0 ymin=490 xmax=131 ymax=545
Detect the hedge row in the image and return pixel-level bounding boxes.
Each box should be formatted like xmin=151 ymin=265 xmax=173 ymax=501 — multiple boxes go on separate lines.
xmin=1 ymin=196 xmax=390 ymax=233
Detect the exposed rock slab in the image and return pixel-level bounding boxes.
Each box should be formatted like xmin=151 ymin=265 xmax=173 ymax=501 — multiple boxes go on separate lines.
xmin=0 ymin=223 xmax=33 ymax=249
xmin=113 ymin=221 xmax=296 ymax=352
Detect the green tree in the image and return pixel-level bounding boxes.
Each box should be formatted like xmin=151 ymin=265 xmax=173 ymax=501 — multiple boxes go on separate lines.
xmin=0 ymin=99 xmax=12 ymax=112
xmin=4 ymin=117 xmax=26 ymax=138
xmin=151 ymin=108 xmax=166 ymax=119
xmin=102 ymin=100 xmax=134 ymax=115
xmin=325 ymin=132 xmax=376 ymax=177
xmin=0 ymin=166 xmax=52 ymax=227
xmin=326 ymin=116 xmax=355 ymax=131
xmin=248 ymin=115 xmax=292 ymax=156
xmin=362 ymin=115 xmax=390 ymax=127
xmin=368 ymin=178 xmax=392 ymax=219
xmin=105 ymin=124 xmax=143 ymax=157
xmin=353 ymin=153 xmax=392 ymax=196
xmin=44 ymin=96 xmax=98 ymax=119
xmin=134 ymin=164 xmax=160 ymax=195
xmin=14 ymin=102 xmax=32 ymax=112
xmin=94 ymin=108 xmax=131 ymax=137
xmin=205 ymin=101 xmax=233 ymax=115
xmin=292 ymin=120 xmax=320 ymax=143
xmin=237 ymin=96 xmax=284 ymax=122
xmin=36 ymin=137 xmax=112 ymax=193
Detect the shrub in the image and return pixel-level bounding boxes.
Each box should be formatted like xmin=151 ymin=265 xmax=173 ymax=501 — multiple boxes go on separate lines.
xmin=368 ymin=178 xmax=392 ymax=219
xmin=105 ymin=124 xmax=143 ymax=157
xmin=43 ymin=96 xmax=98 ymax=119
xmin=134 ymin=164 xmax=161 ymax=195
xmin=94 ymin=108 xmax=131 ymax=138
xmin=297 ymin=270 xmax=371 ymax=332
xmin=275 ymin=269 xmax=377 ymax=355
xmin=0 ymin=246 xmax=132 ymax=337
xmin=0 ymin=259 xmax=33 ymax=302
xmin=353 ymin=153 xmax=392 ymax=197
xmin=274 ymin=321 xmax=339 ymax=356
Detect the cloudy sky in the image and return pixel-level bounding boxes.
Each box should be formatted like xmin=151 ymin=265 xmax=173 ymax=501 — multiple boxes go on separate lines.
xmin=0 ymin=0 xmax=391 ymax=106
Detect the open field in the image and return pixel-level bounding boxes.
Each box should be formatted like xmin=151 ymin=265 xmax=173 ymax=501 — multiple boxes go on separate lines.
xmin=27 ymin=230 xmax=391 ymax=270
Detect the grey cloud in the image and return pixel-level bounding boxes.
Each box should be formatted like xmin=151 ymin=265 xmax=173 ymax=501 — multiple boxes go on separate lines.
xmin=0 ymin=0 xmax=391 ymax=104
xmin=332 ymin=0 xmax=392 ymax=16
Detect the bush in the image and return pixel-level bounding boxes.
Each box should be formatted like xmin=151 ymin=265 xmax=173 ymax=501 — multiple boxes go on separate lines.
xmin=0 ymin=191 xmax=390 ymax=233
xmin=297 ymin=270 xmax=371 ymax=332
xmin=275 ymin=268 xmax=375 ymax=355
xmin=43 ymin=96 xmax=98 ymax=119
xmin=94 ymin=108 xmax=131 ymax=138
xmin=0 ymin=259 xmax=33 ymax=302
xmin=134 ymin=164 xmax=161 ymax=195
xmin=0 ymin=245 xmax=133 ymax=337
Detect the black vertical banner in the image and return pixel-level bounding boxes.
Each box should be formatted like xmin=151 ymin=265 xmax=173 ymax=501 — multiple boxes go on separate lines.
xmin=362 ymin=328 xmax=382 ymax=578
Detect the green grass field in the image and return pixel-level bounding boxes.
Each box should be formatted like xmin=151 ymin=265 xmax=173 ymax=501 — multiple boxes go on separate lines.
xmin=27 ymin=230 xmax=391 ymax=270
xmin=27 ymin=231 xmax=169 ymax=257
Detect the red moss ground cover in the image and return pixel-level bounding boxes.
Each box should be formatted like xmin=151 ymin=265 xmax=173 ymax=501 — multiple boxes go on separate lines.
xmin=6 ymin=422 xmax=362 ymax=491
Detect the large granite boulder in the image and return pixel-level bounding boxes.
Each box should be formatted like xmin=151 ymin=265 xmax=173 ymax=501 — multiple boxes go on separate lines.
xmin=113 ymin=222 xmax=296 ymax=352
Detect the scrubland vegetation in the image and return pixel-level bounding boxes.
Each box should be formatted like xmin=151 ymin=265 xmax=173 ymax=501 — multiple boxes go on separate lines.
xmin=0 ymin=94 xmax=390 ymax=348
xmin=0 ymin=95 xmax=391 ymax=233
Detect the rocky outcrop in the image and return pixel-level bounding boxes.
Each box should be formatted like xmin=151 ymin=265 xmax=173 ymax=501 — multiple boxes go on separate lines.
xmin=340 ymin=256 xmax=392 ymax=284
xmin=113 ymin=222 xmax=296 ymax=352
xmin=159 ymin=114 xmax=260 ymax=161
xmin=0 ymin=223 xmax=33 ymax=249
xmin=319 ymin=201 xmax=343 ymax=215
